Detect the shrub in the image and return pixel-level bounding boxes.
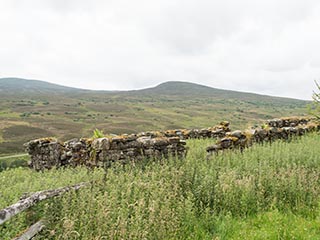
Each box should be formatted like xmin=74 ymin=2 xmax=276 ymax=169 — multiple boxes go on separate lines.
xmin=92 ymin=128 xmax=105 ymax=138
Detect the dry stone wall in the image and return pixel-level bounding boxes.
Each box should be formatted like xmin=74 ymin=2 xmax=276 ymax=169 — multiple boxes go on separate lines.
xmin=26 ymin=135 xmax=187 ymax=171
xmin=206 ymin=117 xmax=319 ymax=156
xmin=25 ymin=121 xmax=231 ymax=171
xmin=26 ymin=138 xmax=65 ymax=170
xmin=266 ymin=117 xmax=313 ymax=128
xmin=25 ymin=117 xmax=319 ymax=171
xmin=135 ymin=121 xmax=231 ymax=139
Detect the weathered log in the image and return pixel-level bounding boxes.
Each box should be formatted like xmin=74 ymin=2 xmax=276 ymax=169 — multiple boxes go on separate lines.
xmin=0 ymin=182 xmax=87 ymax=225
xmin=13 ymin=220 xmax=45 ymax=240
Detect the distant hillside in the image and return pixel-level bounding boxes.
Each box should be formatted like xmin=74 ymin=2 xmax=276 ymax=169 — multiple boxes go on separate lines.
xmin=136 ymin=81 xmax=219 ymax=95
xmin=134 ymin=81 xmax=305 ymax=104
xmin=0 ymin=78 xmax=310 ymax=154
xmin=0 ymin=78 xmax=309 ymax=103
xmin=0 ymin=78 xmax=86 ymax=94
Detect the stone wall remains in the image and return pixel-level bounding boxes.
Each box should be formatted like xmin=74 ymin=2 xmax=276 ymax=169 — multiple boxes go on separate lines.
xmin=135 ymin=121 xmax=231 ymax=139
xmin=206 ymin=117 xmax=319 ymax=156
xmin=25 ymin=121 xmax=232 ymax=171
xmin=25 ymin=117 xmax=319 ymax=171
xmin=25 ymin=135 xmax=187 ymax=171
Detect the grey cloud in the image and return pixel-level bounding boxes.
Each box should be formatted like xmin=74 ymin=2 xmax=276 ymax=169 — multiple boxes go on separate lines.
xmin=0 ymin=0 xmax=320 ymax=99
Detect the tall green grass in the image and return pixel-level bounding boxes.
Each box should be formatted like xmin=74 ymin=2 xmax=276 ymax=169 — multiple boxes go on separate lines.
xmin=0 ymin=154 xmax=29 ymax=172
xmin=1 ymin=133 xmax=320 ymax=239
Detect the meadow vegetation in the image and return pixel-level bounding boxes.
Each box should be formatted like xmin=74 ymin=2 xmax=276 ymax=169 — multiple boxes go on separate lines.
xmin=1 ymin=133 xmax=320 ymax=239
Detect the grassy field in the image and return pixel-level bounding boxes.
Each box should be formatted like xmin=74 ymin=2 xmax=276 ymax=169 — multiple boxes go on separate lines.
xmin=0 ymin=79 xmax=309 ymax=154
xmin=1 ymin=133 xmax=320 ymax=239
xmin=0 ymin=154 xmax=29 ymax=172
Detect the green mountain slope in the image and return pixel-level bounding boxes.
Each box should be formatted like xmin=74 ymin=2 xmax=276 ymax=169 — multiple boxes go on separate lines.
xmin=132 ymin=81 xmax=305 ymax=105
xmin=0 ymin=78 xmax=310 ymax=154
xmin=0 ymin=77 xmax=86 ymax=94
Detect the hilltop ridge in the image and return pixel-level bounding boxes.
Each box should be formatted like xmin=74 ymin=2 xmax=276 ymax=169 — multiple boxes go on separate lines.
xmin=0 ymin=78 xmax=309 ymax=103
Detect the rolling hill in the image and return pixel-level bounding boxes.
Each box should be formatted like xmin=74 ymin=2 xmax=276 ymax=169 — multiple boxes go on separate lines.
xmin=0 ymin=78 xmax=310 ymax=154
xmin=0 ymin=77 xmax=86 ymax=94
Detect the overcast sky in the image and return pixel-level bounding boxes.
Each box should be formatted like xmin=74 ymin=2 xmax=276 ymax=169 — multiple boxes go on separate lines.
xmin=1 ymin=0 xmax=319 ymax=100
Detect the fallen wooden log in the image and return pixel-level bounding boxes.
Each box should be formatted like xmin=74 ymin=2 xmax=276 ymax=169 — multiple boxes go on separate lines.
xmin=0 ymin=182 xmax=87 ymax=225
xmin=13 ymin=220 xmax=45 ymax=240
